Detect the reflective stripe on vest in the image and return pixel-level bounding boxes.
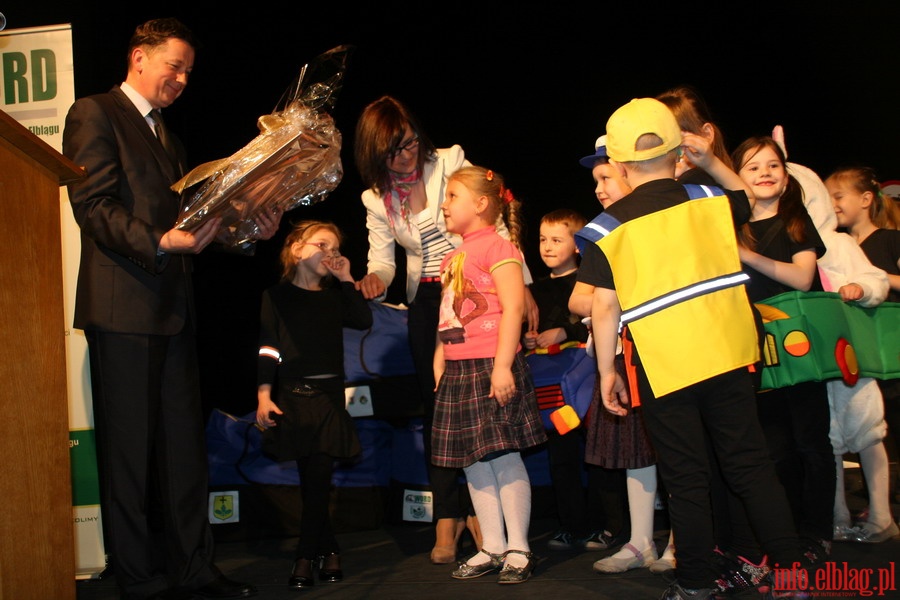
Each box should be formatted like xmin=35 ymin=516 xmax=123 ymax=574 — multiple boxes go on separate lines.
xmin=620 ymin=271 xmax=750 ymax=325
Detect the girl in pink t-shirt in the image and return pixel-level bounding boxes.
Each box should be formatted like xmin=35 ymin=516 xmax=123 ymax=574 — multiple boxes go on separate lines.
xmin=431 ymin=166 xmax=546 ymax=584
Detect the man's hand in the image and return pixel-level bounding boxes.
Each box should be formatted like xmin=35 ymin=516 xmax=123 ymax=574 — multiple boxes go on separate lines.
xmin=159 ymin=217 xmax=222 ymax=254
xmin=252 ymin=207 xmax=284 ymax=240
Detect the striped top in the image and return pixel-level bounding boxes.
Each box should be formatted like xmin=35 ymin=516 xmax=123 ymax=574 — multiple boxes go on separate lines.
xmin=417 ymin=212 xmax=455 ymax=278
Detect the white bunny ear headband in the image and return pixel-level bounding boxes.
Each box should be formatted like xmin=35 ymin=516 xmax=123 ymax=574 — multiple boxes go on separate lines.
xmin=772 ymin=124 xmax=787 ymax=158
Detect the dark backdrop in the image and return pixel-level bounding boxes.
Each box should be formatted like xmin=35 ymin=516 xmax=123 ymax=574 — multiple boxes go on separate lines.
xmin=9 ymin=3 xmax=900 ymax=416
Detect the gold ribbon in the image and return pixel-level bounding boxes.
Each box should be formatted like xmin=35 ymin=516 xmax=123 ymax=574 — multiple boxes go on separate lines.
xmin=170 ymin=112 xmax=291 ymax=195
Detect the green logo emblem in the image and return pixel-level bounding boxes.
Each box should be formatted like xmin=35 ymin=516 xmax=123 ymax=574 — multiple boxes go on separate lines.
xmin=213 ymin=494 xmax=234 ymax=521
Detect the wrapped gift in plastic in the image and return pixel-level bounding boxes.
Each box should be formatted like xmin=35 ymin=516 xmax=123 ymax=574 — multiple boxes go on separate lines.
xmin=173 ymin=45 xmax=353 ymax=246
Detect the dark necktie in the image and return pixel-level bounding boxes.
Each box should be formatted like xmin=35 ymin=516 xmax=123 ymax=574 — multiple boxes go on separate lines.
xmin=150 ymin=109 xmax=180 ymax=172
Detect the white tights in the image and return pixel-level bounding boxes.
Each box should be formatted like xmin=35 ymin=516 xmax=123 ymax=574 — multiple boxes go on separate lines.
xmin=834 ymin=443 xmax=893 ymax=529
xmin=463 ymin=452 xmax=532 ymax=568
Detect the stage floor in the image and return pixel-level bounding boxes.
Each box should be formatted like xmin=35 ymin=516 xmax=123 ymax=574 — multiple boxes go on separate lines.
xmin=75 ymin=464 xmax=900 ymax=600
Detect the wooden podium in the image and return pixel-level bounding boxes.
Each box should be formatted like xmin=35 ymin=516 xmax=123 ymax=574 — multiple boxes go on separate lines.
xmin=0 ymin=110 xmax=85 ymax=600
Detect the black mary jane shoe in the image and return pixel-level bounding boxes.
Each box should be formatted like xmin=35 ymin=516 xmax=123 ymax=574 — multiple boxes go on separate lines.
xmin=288 ymin=558 xmax=315 ymax=589
xmin=318 ymin=552 xmax=343 ymax=583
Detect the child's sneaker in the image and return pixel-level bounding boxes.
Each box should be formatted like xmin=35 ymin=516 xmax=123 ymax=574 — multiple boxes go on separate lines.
xmin=711 ymin=548 xmax=770 ymax=595
xmin=547 ymin=530 xmax=581 ymax=550
xmin=801 ymin=537 xmax=831 ymax=564
xmin=582 ymin=529 xmax=622 ymax=551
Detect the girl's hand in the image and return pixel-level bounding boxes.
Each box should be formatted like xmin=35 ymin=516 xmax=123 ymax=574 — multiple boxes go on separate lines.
xmin=433 ymin=343 xmax=445 ymax=392
xmin=256 ymin=392 xmax=282 ymax=429
xmin=681 ymin=132 xmax=712 ymax=169
xmin=838 ymin=283 xmax=864 ymax=302
xmin=489 ymin=367 xmax=516 ymax=407
xmin=324 ymin=256 xmax=353 ymax=282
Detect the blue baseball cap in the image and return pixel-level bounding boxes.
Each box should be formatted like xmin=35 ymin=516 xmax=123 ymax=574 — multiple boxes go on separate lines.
xmin=578 ymin=135 xmax=608 ymax=168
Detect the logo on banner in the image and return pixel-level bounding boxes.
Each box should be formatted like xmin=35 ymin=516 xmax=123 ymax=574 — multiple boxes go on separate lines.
xmin=403 ymin=489 xmax=433 ymax=523
xmin=209 ymin=491 xmax=239 ymax=523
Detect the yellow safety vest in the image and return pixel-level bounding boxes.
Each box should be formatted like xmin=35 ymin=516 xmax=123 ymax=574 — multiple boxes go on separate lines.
xmin=595 ymin=186 xmax=760 ymax=397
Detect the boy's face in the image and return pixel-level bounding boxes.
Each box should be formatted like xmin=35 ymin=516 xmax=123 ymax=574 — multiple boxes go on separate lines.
xmin=538 ymin=222 xmax=579 ymax=274
xmin=591 ymin=162 xmax=632 ymax=208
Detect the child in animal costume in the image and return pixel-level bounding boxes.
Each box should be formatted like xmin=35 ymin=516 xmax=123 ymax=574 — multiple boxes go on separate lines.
xmin=773 ymin=126 xmax=896 ymax=543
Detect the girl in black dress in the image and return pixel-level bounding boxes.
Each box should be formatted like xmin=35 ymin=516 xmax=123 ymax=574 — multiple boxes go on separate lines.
xmin=256 ymin=220 xmax=373 ymax=588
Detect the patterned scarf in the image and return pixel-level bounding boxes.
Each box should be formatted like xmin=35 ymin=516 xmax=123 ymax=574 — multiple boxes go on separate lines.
xmin=385 ymin=168 xmax=420 ymax=231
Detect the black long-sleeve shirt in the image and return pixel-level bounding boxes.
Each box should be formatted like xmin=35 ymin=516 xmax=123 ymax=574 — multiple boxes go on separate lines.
xmin=527 ymin=270 xmax=588 ymax=343
xmin=257 ymin=280 xmax=372 ymax=386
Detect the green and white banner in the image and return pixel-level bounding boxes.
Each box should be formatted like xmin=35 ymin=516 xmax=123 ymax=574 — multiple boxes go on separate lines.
xmin=0 ymin=22 xmax=106 ymax=579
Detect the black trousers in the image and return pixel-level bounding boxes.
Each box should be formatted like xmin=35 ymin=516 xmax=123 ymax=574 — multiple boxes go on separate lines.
xmin=87 ymin=328 xmax=219 ymax=600
xmin=756 ymin=381 xmax=836 ymax=542
xmin=408 ymin=281 xmax=471 ymax=520
xmin=547 ymin=428 xmax=589 ymax=536
xmin=640 ymin=366 xmax=801 ymax=589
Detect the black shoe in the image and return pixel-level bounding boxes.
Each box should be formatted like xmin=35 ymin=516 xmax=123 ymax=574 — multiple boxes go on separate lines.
xmin=801 ymin=536 xmax=831 ymax=564
xmin=288 ymin=558 xmax=315 ymax=588
xmin=193 ymin=575 xmax=257 ymax=598
xmin=148 ymin=589 xmax=194 ymax=600
xmin=659 ymin=581 xmax=716 ymax=600
xmin=318 ymin=552 xmax=343 ymax=582
xmin=582 ymin=529 xmax=625 ymax=551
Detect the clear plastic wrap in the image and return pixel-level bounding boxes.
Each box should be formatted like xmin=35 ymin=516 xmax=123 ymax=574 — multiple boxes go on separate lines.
xmin=173 ymin=45 xmax=352 ymax=246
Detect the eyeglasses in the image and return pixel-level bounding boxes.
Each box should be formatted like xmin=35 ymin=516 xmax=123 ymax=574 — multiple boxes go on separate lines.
xmin=302 ymin=242 xmax=341 ymax=257
xmin=389 ymin=136 xmax=420 ymax=158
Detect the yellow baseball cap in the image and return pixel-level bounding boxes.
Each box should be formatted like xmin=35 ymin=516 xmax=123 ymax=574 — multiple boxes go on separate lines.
xmin=605 ymin=98 xmax=682 ymax=162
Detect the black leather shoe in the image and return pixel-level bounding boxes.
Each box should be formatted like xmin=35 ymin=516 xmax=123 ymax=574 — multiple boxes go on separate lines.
xmin=193 ymin=576 xmax=257 ymax=598
xmin=318 ymin=552 xmax=343 ymax=582
xmin=288 ymin=558 xmax=315 ymax=588
xmin=149 ymin=589 xmax=194 ymax=600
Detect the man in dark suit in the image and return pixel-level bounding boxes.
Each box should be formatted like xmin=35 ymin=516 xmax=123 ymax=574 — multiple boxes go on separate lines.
xmin=63 ymin=18 xmax=280 ymax=600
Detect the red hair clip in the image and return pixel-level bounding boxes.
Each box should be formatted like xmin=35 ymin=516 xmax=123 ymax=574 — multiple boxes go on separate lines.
xmin=499 ymin=186 xmax=515 ymax=204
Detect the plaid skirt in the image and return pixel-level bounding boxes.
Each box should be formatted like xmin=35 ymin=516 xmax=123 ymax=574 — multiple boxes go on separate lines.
xmin=431 ymin=352 xmax=547 ymax=468
xmin=583 ymin=355 xmax=656 ymax=469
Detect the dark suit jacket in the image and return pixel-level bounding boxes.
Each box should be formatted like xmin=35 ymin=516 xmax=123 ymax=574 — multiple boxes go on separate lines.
xmin=63 ymin=86 xmax=193 ymax=335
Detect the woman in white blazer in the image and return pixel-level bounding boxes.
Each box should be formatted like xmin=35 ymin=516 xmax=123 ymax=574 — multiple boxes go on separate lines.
xmin=354 ymin=96 xmax=535 ymax=564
